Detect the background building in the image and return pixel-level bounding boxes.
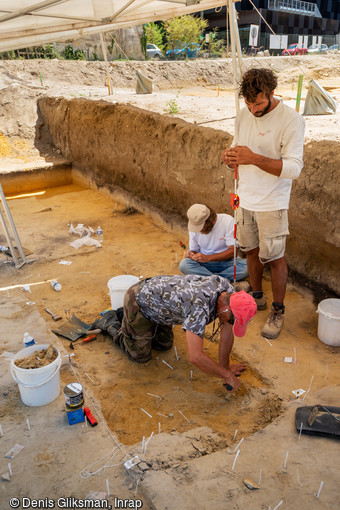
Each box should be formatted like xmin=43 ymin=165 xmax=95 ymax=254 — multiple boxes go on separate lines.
xmin=204 ymin=0 xmax=340 ymax=53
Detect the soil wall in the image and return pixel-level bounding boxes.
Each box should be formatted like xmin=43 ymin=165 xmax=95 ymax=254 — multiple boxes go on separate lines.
xmin=38 ymin=96 xmax=340 ymax=296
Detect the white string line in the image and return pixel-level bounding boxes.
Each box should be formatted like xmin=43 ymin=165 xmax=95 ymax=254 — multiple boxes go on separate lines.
xmin=106 ymin=31 xmax=130 ymax=61
xmin=80 ymin=447 xmax=123 ymax=479
xmin=1 ymin=211 xmax=130 ymax=478
xmin=57 ymin=343 xmax=132 ymax=479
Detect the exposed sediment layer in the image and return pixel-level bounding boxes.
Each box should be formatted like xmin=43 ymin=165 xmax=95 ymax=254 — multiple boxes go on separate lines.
xmin=38 ymin=96 xmax=340 ymax=295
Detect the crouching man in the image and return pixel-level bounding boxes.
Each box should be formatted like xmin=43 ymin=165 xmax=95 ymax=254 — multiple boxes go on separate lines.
xmin=112 ymin=274 xmax=256 ymax=392
xmin=179 ymin=203 xmax=248 ymax=281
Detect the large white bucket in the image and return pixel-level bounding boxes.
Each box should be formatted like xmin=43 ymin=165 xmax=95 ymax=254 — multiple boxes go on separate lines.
xmin=10 ymin=344 xmax=61 ymax=406
xmin=317 ymin=299 xmax=340 ymax=346
xmin=107 ymin=275 xmax=139 ymax=310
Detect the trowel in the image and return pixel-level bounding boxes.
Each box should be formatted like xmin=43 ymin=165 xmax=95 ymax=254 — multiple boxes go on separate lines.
xmin=52 ymin=314 xmax=99 ymax=342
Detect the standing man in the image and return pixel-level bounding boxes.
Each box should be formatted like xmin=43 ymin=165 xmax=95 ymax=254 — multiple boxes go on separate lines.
xmin=222 ymin=68 xmax=305 ymax=339
xmin=96 ymin=275 xmax=257 ymax=392
xmin=179 ymin=203 xmax=248 ymax=282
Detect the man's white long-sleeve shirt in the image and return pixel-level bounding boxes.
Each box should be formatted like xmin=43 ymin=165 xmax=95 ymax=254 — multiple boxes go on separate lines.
xmin=188 ymin=214 xmax=236 ymax=255
xmin=233 ymin=99 xmax=305 ymax=211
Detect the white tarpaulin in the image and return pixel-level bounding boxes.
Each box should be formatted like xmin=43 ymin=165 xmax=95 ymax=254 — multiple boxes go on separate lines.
xmin=0 ymin=0 xmax=229 ymax=52
xmin=136 ymin=69 xmax=153 ymax=94
xmin=303 ymin=79 xmax=337 ymax=115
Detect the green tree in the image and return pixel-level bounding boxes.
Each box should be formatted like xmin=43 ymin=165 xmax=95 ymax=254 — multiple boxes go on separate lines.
xmin=63 ymin=45 xmax=86 ymax=60
xmin=164 ymin=15 xmax=208 ymax=50
xmin=145 ymin=22 xmax=165 ymax=52
xmin=205 ymin=29 xmax=226 ymax=57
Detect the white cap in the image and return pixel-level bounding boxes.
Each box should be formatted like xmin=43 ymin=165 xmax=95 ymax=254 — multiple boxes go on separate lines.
xmin=187 ymin=204 xmax=210 ymax=232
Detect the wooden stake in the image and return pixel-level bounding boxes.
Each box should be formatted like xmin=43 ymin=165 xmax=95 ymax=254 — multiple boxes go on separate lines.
xmin=231 ymin=449 xmax=240 ymax=472
xmin=315 ymin=480 xmax=323 ymax=499
xmin=298 ymin=422 xmax=303 ymax=439
xmin=178 ymin=409 xmax=190 ymax=423
xmin=233 ymin=437 xmax=244 ymax=453
xmin=162 ymin=360 xmax=174 ymax=370
xmin=295 ymin=75 xmax=304 ymax=112
xmin=135 ymin=478 xmax=139 ymax=497
xmin=140 ymin=408 xmax=152 ymax=418
xmin=283 ymin=450 xmax=289 ymax=470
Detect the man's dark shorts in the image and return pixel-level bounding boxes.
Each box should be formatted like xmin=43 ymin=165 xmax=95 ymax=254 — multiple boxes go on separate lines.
xmin=114 ymin=281 xmax=174 ymax=363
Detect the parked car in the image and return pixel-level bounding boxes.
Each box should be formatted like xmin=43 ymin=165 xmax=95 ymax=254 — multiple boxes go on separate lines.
xmin=329 ymin=44 xmax=339 ymax=51
xmin=146 ymin=43 xmax=162 ymax=59
xmin=166 ymin=43 xmax=201 ymax=59
xmin=308 ymin=44 xmax=328 ymax=54
xmin=282 ymin=43 xmax=308 ymax=56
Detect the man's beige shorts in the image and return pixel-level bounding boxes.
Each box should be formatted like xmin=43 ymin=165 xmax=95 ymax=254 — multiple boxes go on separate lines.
xmin=236 ymin=208 xmax=289 ymax=263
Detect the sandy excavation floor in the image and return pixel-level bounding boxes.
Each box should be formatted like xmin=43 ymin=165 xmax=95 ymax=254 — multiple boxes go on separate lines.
xmin=0 ymin=54 xmax=339 ymax=509
xmin=0 ymin=183 xmax=339 ymax=510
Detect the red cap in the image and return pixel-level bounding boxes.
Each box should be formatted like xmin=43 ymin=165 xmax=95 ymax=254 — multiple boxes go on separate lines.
xmin=229 ymin=291 xmax=257 ymax=337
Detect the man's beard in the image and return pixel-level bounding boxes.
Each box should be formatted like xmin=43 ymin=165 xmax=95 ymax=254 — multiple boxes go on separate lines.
xmin=251 ymin=97 xmax=271 ymax=117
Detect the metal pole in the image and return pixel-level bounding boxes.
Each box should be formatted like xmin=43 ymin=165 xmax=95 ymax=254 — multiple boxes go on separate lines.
xmin=232 ymin=2 xmax=243 ymax=77
xmin=228 ymin=0 xmax=239 ymax=114
xmin=0 ymin=183 xmax=27 ymax=267
xmin=233 ymin=164 xmax=237 ymax=288
xmin=226 ymin=3 xmax=229 ymax=58
xmin=99 ymin=32 xmax=111 ymax=95
xmin=0 ymin=207 xmax=19 ymax=267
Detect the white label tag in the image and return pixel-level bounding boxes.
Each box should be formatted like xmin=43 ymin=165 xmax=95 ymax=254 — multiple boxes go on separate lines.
xmin=124 ymin=456 xmax=140 ymax=470
xmin=292 ymin=389 xmax=306 ymax=397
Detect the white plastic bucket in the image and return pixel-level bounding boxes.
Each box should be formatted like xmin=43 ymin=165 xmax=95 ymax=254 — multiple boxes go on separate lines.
xmin=317 ymin=299 xmax=340 ymax=346
xmin=107 ymin=275 xmax=139 ymax=310
xmin=10 ymin=344 xmax=61 ymax=406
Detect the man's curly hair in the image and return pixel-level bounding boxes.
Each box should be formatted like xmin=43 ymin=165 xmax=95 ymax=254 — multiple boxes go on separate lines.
xmin=239 ymin=68 xmax=277 ymax=102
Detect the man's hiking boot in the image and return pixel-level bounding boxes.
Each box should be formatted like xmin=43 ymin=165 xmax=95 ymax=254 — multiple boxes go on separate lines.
xmin=261 ymin=305 xmax=284 ymax=339
xmin=249 ymin=291 xmax=267 ymax=310
xmin=235 ymin=281 xmax=250 ymax=293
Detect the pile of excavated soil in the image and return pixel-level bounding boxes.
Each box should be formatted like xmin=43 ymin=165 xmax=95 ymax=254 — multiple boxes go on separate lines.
xmin=14 ymin=344 xmax=57 ymax=368
xmin=1 ymin=55 xmax=339 ymax=142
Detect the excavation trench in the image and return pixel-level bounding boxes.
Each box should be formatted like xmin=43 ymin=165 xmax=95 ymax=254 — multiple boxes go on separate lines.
xmin=2 ymin=92 xmax=336 ymax=446
xmin=1 ymin=58 xmax=339 ymax=510
xmin=0 ymin=171 xmax=284 ymax=448
xmin=36 ymin=96 xmax=340 ymax=298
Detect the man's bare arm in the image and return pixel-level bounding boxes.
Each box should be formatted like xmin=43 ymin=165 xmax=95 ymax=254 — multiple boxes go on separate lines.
xmin=185 ymin=330 xmax=240 ymax=391
xmin=218 ymin=322 xmax=247 ymax=376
